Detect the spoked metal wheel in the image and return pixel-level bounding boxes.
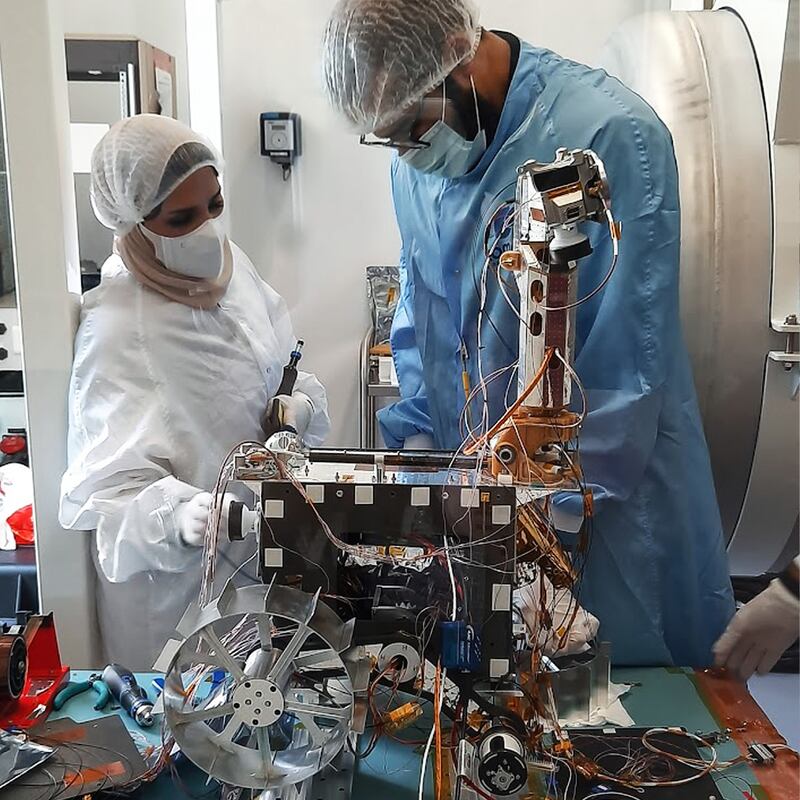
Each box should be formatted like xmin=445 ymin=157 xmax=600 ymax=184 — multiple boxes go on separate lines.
xmin=159 ymin=583 xmax=356 ymax=791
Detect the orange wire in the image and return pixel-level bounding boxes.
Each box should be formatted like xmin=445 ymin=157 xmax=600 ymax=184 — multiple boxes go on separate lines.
xmin=434 ymin=663 xmax=443 ymax=799
xmin=464 ymin=347 xmax=555 ymax=455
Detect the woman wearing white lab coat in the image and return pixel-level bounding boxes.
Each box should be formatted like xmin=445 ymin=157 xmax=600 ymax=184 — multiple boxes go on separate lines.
xmin=59 ymin=115 xmax=330 ymax=669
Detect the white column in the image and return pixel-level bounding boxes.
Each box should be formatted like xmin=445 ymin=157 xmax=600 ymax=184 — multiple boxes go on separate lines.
xmin=0 ymin=0 xmax=98 ymax=664
xmin=186 ymin=0 xmax=223 ymax=152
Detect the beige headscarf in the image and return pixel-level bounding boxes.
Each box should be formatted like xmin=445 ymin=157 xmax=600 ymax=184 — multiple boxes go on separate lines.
xmin=115 ymin=225 xmax=233 ymax=309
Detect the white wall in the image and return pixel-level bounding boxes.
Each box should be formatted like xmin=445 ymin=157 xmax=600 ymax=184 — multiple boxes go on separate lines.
xmin=1 ymin=0 xmax=97 ymax=665
xmin=61 ymin=0 xmax=190 ymax=123
xmin=0 ymin=398 xmax=28 ymax=436
xmin=217 ymin=0 xmax=670 ymax=446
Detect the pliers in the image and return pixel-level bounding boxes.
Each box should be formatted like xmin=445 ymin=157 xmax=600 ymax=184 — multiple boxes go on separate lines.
xmin=53 ymin=674 xmax=112 ymax=712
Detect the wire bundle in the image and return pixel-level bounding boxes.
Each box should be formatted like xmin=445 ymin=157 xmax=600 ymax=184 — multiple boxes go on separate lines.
xmin=185 ymin=179 xmax=624 ymax=797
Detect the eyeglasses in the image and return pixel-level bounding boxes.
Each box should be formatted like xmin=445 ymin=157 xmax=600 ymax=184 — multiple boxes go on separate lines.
xmin=359 ymin=93 xmax=449 ymax=151
xmin=359 ymin=133 xmax=430 ymax=150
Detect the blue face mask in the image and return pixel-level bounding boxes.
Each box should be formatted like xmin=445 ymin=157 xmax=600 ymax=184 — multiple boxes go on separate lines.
xmin=401 ymin=77 xmax=487 ymax=178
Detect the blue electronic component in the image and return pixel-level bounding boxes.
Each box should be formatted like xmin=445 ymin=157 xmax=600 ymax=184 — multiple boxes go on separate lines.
xmin=440 ymin=621 xmax=481 ymax=672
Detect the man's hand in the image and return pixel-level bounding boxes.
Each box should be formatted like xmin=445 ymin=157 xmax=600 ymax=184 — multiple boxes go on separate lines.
xmin=713 ymin=579 xmax=800 ymax=681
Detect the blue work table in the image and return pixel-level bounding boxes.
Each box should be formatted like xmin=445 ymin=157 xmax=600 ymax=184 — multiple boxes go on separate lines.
xmin=53 ymin=667 xmax=797 ymax=799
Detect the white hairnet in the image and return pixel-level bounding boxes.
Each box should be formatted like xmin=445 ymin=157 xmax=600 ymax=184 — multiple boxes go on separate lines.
xmin=90 ymin=114 xmax=222 ymax=234
xmin=322 ymin=0 xmax=481 ymax=133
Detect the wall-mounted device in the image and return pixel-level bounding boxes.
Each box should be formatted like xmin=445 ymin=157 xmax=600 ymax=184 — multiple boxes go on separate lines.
xmin=260 ymin=112 xmax=301 ymax=180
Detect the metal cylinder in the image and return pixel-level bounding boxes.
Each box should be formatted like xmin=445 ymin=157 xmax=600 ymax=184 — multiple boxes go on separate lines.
xmin=0 ymin=634 xmax=27 ymax=700
xmin=476 ymin=728 xmax=527 ymax=796
xmin=600 ymin=10 xmax=779 ymax=544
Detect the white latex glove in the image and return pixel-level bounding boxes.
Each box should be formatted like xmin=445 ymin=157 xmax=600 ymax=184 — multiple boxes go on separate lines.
xmin=175 ymin=492 xmax=233 ymax=547
xmin=514 ymin=573 xmax=600 ymax=657
xmin=713 ymin=579 xmax=800 ymax=681
xmin=551 ymin=503 xmax=584 ymax=534
xmin=403 ymin=433 xmax=435 ymax=450
xmin=263 ymin=392 xmax=314 ymax=439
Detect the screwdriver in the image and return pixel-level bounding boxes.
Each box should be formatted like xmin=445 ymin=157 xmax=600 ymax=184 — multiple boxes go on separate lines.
xmin=276 ymin=340 xmax=304 ymax=396
xmin=267 ymin=340 xmax=305 ymax=434
xmin=102 ymin=663 xmax=155 ymax=727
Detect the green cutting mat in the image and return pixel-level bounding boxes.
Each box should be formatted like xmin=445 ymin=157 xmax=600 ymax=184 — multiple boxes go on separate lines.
xmin=56 ymin=668 xmax=764 ymax=799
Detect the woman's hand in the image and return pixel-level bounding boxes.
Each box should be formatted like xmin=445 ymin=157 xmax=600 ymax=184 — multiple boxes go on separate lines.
xmin=262 ymin=392 xmax=314 ymax=440
xmin=175 ymin=492 xmax=234 ymax=547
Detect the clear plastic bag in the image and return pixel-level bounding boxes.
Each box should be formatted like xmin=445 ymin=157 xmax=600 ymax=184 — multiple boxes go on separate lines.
xmin=366 ymin=265 xmax=400 ymax=346
xmin=0 ymin=731 xmax=53 ymax=790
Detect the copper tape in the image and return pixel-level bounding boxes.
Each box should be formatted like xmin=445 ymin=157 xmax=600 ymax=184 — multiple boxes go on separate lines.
xmin=692 ymin=670 xmax=800 ymax=800
xmin=517 ymin=504 xmax=576 ymax=589
xmin=0 ymin=633 xmax=28 ymax=700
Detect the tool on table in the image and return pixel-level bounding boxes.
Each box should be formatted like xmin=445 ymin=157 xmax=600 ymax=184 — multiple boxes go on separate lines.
xmin=266 ymin=340 xmax=304 ymax=434
xmin=52 ymin=674 xmax=111 ymax=712
xmin=101 ymin=664 xmax=154 ymax=728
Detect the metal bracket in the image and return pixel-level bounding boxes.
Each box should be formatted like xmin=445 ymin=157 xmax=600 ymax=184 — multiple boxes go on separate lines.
xmin=770 ymin=315 xmax=799 ymax=369
xmin=768 ymin=314 xmax=800 ymax=372
xmin=768 ymin=351 xmax=800 ymax=366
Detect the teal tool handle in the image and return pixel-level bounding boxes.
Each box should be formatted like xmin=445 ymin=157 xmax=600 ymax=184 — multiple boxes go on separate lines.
xmin=92 ymin=681 xmax=112 ymax=711
xmin=53 ymin=680 xmax=92 ymax=711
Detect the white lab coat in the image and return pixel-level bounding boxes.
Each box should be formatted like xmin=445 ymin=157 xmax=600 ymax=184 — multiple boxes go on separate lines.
xmin=59 ymin=243 xmax=329 ymax=669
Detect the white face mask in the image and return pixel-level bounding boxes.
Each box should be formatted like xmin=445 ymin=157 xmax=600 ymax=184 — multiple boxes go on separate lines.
xmin=140 ymin=214 xmax=227 ymax=280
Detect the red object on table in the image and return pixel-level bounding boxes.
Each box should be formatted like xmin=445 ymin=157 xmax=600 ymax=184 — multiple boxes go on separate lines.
xmin=0 ymin=614 xmax=70 ymax=729
xmin=693 ymin=668 xmax=800 ymax=800
xmin=8 ymin=504 xmax=34 ymax=545
xmin=0 ymin=434 xmax=26 ymax=456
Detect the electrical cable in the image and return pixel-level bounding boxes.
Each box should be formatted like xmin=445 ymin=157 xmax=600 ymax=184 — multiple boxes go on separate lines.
xmin=434 ymin=664 xmax=444 ymax=799
xmin=199 ymin=439 xmax=266 ymax=605
xmin=467 ymin=198 xmax=520 ymax=361
xmin=418 ymin=665 xmax=448 ymax=800
xmin=464 ymin=347 xmax=555 ymax=455
xmin=183 ymin=159 xmax=612 ymax=796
